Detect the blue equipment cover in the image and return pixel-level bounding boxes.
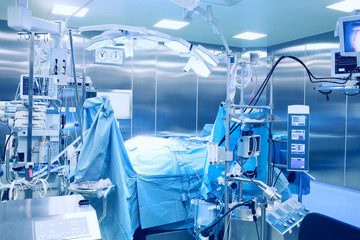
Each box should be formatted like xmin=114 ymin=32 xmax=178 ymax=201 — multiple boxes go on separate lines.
xmin=125 ymin=136 xmax=207 ymax=229
xmin=75 ymin=96 xmax=139 ymax=240
xmin=200 ymin=106 xmax=291 ymax=201
xmin=200 ymin=107 xmax=268 ymax=198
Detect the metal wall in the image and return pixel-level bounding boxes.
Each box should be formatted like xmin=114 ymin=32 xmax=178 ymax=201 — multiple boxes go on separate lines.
xmin=268 ymin=32 xmax=360 ymax=190
xmin=0 ymin=20 xmax=29 ymax=163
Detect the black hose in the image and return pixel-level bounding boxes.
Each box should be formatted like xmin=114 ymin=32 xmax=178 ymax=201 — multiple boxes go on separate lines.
xmin=273 ymin=168 xmax=284 ymax=187
xmin=200 ymin=199 xmax=253 ymax=237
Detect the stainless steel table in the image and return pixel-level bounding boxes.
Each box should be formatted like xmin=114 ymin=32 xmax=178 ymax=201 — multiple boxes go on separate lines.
xmin=0 ymin=194 xmax=101 ymax=240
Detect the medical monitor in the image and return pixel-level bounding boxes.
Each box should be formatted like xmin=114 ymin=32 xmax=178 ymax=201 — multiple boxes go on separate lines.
xmin=20 ymin=75 xmax=57 ymax=100
xmin=96 ymin=89 xmax=132 ymax=119
xmin=339 ymin=15 xmax=360 ymax=56
xmin=331 ymin=49 xmax=360 ymax=77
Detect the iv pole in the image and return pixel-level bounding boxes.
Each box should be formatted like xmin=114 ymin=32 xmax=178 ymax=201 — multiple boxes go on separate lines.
xmin=179 ymin=4 xmax=234 ymax=239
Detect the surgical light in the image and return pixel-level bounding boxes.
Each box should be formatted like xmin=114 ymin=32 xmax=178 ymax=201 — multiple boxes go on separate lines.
xmin=81 ymin=24 xmax=216 ymax=77
xmin=143 ymin=30 xmax=172 ymax=43
xmin=133 ymin=39 xmax=159 ymax=50
xmin=113 ymin=36 xmax=128 ymax=43
xmin=85 ymin=29 xmax=122 ymax=50
xmin=86 ymin=39 xmax=113 ymax=51
xmin=153 ymin=19 xmax=189 ymax=30
xmin=195 ymin=45 xmax=219 ymax=66
xmin=164 ymin=38 xmax=191 ymax=53
xmin=183 ymin=56 xmax=197 ymax=72
xmin=184 ymin=56 xmax=212 ymax=78
xmin=233 ymin=32 xmax=267 ymax=40
xmin=52 ymin=4 xmax=89 ymax=17
xmin=191 ymin=58 xmax=212 ymax=78
xmin=326 ymin=0 xmax=360 ymax=13
xmin=124 ymin=42 xmax=134 ymax=58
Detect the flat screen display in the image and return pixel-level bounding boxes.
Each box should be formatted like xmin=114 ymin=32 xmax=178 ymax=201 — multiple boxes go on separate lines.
xmin=23 ymin=76 xmax=50 ymax=96
xmin=291 ymin=116 xmax=306 ymax=127
xmin=334 ymin=52 xmax=358 ymax=75
xmin=343 ymin=20 xmax=360 ymax=53
xmin=291 ymin=157 xmax=305 ymax=169
xmin=291 ymin=144 xmax=305 ymax=154
xmin=291 ymin=130 xmax=305 ymax=141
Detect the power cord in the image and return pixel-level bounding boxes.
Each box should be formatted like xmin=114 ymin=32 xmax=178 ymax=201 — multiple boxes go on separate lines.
xmin=273 ymin=168 xmax=284 ymax=187
xmin=318 ymin=90 xmax=332 ymax=101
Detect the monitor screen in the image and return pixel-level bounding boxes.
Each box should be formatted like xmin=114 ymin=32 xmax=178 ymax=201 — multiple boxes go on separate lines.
xmin=20 ymin=75 xmax=57 ymax=100
xmin=331 ymin=49 xmax=359 ymax=77
xmin=96 ymin=89 xmax=132 ymax=119
xmin=339 ymin=15 xmax=360 ymax=56
xmin=343 ymin=20 xmax=360 ymax=53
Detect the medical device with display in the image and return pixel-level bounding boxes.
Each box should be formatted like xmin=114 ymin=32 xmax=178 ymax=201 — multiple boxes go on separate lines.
xmin=20 ymin=75 xmax=57 ymax=100
xmin=338 ymin=15 xmax=360 ymax=56
xmin=331 ymin=49 xmax=360 ymax=77
xmin=237 ymin=131 xmax=260 ymax=159
xmin=287 ymin=105 xmax=310 ymax=172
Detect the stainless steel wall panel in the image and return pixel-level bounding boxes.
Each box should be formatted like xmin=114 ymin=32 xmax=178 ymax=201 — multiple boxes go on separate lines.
xmin=0 ymin=22 xmax=30 ymax=160
xmin=0 ymin=21 xmax=29 ymax=101
xmin=304 ymin=33 xmax=346 ymax=186
xmin=346 ymin=99 xmax=360 ymax=190
xmin=268 ymin=32 xmax=353 ymax=188
xmin=131 ymin=48 xmax=156 ymax=137
xmin=268 ymin=41 xmax=306 ymax=134
xmin=156 ymin=45 xmax=197 ymax=135
xmin=197 ymin=62 xmax=226 ymax=134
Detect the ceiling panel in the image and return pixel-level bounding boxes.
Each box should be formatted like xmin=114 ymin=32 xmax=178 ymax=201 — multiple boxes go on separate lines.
xmin=0 ymin=0 xmax=350 ymax=48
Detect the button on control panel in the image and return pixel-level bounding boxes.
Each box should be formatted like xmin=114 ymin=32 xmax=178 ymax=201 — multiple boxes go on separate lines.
xmin=266 ymin=198 xmax=309 ymax=235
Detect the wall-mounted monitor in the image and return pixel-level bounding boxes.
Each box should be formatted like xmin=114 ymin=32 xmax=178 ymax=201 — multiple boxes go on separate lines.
xmin=331 ymin=49 xmax=360 ymax=77
xmin=339 ymin=15 xmax=360 ymax=56
xmin=96 ymin=89 xmax=132 ymax=119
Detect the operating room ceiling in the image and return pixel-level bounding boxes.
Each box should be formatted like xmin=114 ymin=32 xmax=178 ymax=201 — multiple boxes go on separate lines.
xmin=0 ymin=0 xmax=351 ymax=48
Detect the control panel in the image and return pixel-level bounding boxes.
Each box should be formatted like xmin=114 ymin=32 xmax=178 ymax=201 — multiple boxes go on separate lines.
xmin=287 ymin=105 xmax=310 ymax=172
xmin=20 ymin=75 xmax=57 ymax=100
xmin=34 ymin=217 xmax=90 ymax=240
xmin=266 ymin=197 xmax=309 ymax=235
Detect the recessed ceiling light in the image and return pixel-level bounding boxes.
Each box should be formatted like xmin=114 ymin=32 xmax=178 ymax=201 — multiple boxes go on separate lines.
xmin=326 ymin=0 xmax=360 ymax=12
xmin=233 ymin=32 xmax=267 ymax=40
xmin=52 ymin=4 xmax=89 ymax=17
xmin=153 ymin=19 xmax=189 ymax=30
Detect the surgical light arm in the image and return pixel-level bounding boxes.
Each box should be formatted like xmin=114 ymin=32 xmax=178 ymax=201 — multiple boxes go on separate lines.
xmin=189 ymin=5 xmax=230 ymax=54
